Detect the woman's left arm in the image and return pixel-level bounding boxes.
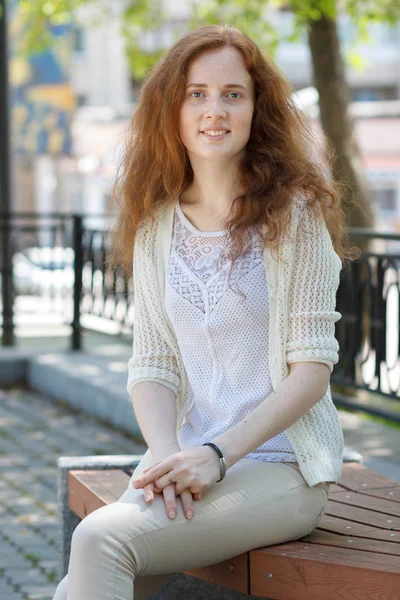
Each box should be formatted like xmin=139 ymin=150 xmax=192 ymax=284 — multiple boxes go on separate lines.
xmin=210 ymin=361 xmax=330 ymax=469
xmin=211 ymin=202 xmax=343 ymax=469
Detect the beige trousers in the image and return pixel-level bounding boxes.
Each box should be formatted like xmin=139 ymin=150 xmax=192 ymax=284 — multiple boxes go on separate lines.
xmin=53 ymin=450 xmax=330 ymax=600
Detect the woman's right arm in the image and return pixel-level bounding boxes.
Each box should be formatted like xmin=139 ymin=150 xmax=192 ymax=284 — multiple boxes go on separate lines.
xmin=131 ymin=382 xmax=198 ymax=519
xmin=130 ymin=381 xmax=180 ymax=460
xmin=128 ymin=234 xmax=198 ymax=518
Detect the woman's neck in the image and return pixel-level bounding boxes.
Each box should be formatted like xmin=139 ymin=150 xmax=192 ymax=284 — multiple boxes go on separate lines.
xmin=182 ymin=155 xmax=242 ymax=212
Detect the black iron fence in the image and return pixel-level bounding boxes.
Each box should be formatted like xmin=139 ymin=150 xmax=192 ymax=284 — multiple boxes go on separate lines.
xmin=0 ymin=212 xmax=133 ymax=350
xmin=332 ymin=229 xmax=400 ymax=423
xmin=1 ymin=213 xmax=400 ymax=422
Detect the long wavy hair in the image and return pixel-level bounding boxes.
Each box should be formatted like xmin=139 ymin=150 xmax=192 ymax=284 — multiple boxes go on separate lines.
xmin=108 ymin=24 xmax=358 ymax=283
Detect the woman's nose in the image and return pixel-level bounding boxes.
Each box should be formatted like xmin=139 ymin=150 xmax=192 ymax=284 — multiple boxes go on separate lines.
xmin=204 ymin=97 xmax=227 ymax=118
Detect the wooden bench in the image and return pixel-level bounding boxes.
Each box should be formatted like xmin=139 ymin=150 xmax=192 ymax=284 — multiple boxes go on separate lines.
xmin=68 ymin=462 xmax=400 ymax=599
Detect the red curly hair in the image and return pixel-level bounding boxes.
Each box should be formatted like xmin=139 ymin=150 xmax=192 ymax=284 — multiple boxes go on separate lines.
xmin=108 ymin=24 xmax=356 ymax=280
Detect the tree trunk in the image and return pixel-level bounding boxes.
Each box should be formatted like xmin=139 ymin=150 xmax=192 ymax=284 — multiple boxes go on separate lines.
xmin=307 ymin=15 xmax=375 ymax=231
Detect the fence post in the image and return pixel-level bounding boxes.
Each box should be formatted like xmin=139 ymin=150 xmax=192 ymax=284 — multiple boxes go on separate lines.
xmin=72 ymin=215 xmax=83 ymax=351
xmin=0 ymin=215 xmax=14 ymax=346
xmin=0 ymin=3 xmax=14 ymax=347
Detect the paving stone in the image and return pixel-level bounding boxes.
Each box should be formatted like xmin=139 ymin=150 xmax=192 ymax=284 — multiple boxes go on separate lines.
xmin=0 ymin=549 xmax=32 ymax=569
xmin=5 ymin=567 xmax=49 ymax=585
xmin=25 ymin=591 xmax=56 ymax=600
xmin=0 ymin=586 xmax=23 ymax=600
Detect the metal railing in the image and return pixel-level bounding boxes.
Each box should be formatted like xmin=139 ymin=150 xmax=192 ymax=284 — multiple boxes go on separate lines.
xmin=0 ymin=212 xmax=132 ymax=350
xmin=332 ymin=229 xmax=400 ymax=423
xmin=1 ymin=213 xmax=400 ymax=421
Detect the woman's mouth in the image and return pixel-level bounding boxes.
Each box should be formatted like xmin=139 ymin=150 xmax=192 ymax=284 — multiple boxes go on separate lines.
xmin=201 ymin=129 xmax=230 ymax=140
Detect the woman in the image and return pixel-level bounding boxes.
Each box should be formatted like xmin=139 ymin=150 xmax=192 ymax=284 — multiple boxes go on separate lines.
xmin=53 ymin=23 xmax=356 ymax=600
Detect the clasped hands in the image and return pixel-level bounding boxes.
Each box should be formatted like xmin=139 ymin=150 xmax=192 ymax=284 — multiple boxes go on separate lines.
xmin=132 ymin=445 xmax=221 ymax=520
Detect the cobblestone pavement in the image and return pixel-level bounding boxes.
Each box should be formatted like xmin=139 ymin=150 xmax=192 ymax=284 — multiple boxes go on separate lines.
xmin=0 ymin=386 xmax=147 ymax=600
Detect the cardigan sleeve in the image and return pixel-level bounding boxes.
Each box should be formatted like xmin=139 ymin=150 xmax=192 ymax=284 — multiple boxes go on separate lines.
xmin=286 ymin=202 xmax=342 ymax=373
xmin=126 ymin=232 xmax=181 ymax=397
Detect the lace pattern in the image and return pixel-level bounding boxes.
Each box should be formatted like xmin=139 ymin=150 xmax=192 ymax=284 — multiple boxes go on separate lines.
xmin=166 ymin=202 xmax=297 ymax=463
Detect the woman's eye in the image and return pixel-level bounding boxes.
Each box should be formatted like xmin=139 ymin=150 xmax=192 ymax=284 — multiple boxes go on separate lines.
xmin=190 ymin=91 xmax=241 ymax=99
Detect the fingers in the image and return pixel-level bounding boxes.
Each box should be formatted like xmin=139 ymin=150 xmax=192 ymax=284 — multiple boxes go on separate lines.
xmin=178 ymin=488 xmax=194 ymax=520
xmin=163 ymin=483 xmax=178 ymax=519
xmin=162 ymin=485 xmax=198 ymax=520
xmin=143 ymin=482 xmax=154 ymax=503
xmin=143 ymin=482 xmax=201 ymax=520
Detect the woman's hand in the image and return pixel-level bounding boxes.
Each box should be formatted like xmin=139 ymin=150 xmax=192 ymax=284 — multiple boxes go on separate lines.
xmin=141 ymin=479 xmax=198 ymax=520
xmin=133 ymin=446 xmax=221 ymax=498
xmin=137 ymin=448 xmax=204 ymax=520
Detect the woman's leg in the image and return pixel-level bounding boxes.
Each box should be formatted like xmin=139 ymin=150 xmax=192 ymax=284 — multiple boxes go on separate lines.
xmin=52 ymin=571 xmax=173 ymax=600
xmin=54 ymin=458 xmax=329 ymax=600
xmin=52 ymin=452 xmax=167 ymax=600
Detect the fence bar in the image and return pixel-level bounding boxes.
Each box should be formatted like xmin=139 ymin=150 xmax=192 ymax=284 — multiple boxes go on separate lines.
xmin=72 ymin=215 xmax=83 ymax=351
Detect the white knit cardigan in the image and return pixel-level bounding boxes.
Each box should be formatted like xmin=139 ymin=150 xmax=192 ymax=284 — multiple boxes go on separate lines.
xmin=127 ymin=196 xmax=345 ymax=486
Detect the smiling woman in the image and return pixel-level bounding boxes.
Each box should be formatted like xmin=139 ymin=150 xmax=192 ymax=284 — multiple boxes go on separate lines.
xmin=53 ymin=23 xmax=356 ymax=600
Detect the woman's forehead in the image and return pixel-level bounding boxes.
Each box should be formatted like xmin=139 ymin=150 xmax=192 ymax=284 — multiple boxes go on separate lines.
xmin=187 ymin=46 xmax=251 ymax=83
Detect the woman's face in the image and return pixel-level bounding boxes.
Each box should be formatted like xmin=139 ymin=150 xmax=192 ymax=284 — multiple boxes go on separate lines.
xmin=179 ymin=46 xmax=254 ymax=164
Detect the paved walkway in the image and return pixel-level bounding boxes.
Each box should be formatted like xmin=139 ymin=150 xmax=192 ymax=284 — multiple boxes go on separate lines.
xmin=0 ymin=386 xmax=147 ymax=600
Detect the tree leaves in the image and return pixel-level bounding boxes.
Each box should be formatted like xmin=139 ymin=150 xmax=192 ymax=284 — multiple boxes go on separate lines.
xmin=16 ymin=0 xmax=400 ymax=78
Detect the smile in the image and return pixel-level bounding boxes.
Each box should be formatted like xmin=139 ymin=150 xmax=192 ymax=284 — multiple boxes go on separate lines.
xmin=201 ymin=130 xmax=230 ymax=139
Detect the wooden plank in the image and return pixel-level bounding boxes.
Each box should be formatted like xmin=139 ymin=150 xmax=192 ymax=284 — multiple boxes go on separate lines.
xmin=250 ymin=546 xmax=400 ymax=600
xmin=325 ymin=499 xmax=400 ymax=530
xmin=365 ymin=529 xmax=400 ymax=542
xmin=302 ymin=529 xmax=400 ymax=557
xmin=360 ymin=486 xmax=400 ymax=503
xmin=316 ymin=514 xmax=383 ymax=536
xmin=184 ymin=554 xmax=248 ymax=595
xmin=68 ymin=470 xmax=128 ymax=519
xmin=327 ymin=483 xmax=351 ymax=494
xmin=251 ymin=541 xmax=400 ymax=571
xmin=330 ymin=490 xmax=400 ymax=517
xmin=86 ymin=471 xmax=130 ymax=499
xmin=338 ymin=463 xmax=400 ymax=491
xmin=316 ymin=514 xmax=400 ymax=541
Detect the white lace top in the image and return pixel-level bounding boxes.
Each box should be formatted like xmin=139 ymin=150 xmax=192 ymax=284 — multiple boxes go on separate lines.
xmin=165 ymin=201 xmax=297 ymax=463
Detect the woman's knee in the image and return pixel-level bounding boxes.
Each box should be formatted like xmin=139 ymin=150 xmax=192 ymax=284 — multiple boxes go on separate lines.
xmin=70 ymin=506 xmax=111 ymax=555
xmin=52 ymin=574 xmax=68 ymax=600
xmin=70 ymin=502 xmax=141 ymax=557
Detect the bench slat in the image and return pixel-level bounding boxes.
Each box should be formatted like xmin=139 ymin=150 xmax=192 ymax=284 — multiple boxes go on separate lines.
xmin=252 ymin=539 xmax=400 ymax=568
xmin=68 ymin=471 xmax=130 ymax=519
xmin=358 ymin=486 xmax=400 ymax=503
xmin=330 ymin=490 xmax=400 ymax=516
xmin=250 ymin=546 xmax=400 ymax=599
xmin=338 ymin=463 xmax=399 ymax=491
xmin=325 ymin=499 xmax=400 ymax=529
xmin=316 ymin=514 xmax=399 ymax=539
xmin=85 ymin=471 xmax=131 ymax=498
xmin=302 ymin=529 xmax=400 ymax=556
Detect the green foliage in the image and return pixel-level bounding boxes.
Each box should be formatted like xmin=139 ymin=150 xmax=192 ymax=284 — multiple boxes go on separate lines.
xmin=187 ymin=0 xmax=280 ymax=56
xmin=12 ymin=0 xmax=400 ymax=78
